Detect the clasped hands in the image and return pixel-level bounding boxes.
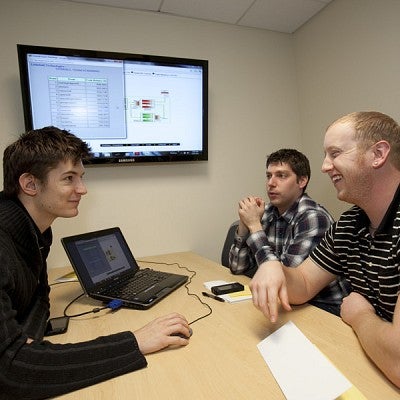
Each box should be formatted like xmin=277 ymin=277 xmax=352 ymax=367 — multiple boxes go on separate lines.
xmin=238 ymin=196 xmax=293 ymax=322
xmin=238 ymin=196 xmax=265 ymax=234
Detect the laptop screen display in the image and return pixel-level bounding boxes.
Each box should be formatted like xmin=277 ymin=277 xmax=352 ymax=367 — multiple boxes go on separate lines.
xmin=62 ymin=227 xmax=139 ymax=291
xmin=61 ymin=226 xmax=188 ymax=309
xmin=75 ymin=234 xmax=131 ymax=284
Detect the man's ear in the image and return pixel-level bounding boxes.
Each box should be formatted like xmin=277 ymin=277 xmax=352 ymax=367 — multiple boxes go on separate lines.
xmin=372 ymin=140 xmax=390 ymax=168
xmin=19 ymin=173 xmax=38 ymax=195
xmin=298 ymin=175 xmax=308 ymax=189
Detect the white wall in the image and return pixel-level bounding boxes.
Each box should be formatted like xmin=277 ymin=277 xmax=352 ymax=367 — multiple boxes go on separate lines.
xmin=5 ymin=0 xmax=398 ymax=268
xmin=0 ymin=0 xmax=300 ymax=267
xmin=294 ymin=0 xmax=400 ymax=219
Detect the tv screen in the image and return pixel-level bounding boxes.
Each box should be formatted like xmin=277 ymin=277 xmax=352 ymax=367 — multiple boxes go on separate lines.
xmin=17 ymin=44 xmax=208 ymax=165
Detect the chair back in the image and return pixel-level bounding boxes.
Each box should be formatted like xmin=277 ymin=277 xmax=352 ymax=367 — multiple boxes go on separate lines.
xmin=221 ymin=220 xmax=239 ymax=267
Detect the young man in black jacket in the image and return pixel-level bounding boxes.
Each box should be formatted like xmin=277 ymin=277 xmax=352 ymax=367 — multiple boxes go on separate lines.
xmin=0 ymin=126 xmax=191 ymax=399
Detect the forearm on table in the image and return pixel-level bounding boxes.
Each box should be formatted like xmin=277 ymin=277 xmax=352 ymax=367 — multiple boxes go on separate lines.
xmin=2 ymin=331 xmax=146 ymax=399
xmin=350 ymin=311 xmax=400 ymax=387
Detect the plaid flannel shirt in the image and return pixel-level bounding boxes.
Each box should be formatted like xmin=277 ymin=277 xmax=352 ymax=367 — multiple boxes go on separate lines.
xmin=229 ymin=194 xmax=348 ymax=305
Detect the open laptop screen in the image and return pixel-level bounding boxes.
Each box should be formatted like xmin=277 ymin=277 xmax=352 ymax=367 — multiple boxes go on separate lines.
xmin=62 ymin=227 xmax=139 ymax=292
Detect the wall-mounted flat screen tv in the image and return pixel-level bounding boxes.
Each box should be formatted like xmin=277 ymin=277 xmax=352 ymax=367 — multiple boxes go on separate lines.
xmin=17 ymin=44 xmax=208 ymax=165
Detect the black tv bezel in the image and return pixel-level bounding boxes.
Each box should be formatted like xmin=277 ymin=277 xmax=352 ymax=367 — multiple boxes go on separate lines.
xmin=17 ymin=44 xmax=208 ymax=165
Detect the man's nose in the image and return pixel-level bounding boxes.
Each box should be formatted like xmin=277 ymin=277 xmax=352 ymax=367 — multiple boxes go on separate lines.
xmin=76 ymin=180 xmax=87 ymax=195
xmin=321 ymin=157 xmax=333 ymax=173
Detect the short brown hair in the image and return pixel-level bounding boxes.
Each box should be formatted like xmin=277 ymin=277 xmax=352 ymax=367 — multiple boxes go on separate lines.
xmin=3 ymin=126 xmax=91 ymax=198
xmin=266 ymin=149 xmax=311 ymax=192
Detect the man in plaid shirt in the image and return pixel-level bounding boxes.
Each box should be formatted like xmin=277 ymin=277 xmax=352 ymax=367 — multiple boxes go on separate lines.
xmin=229 ymin=149 xmax=349 ymax=315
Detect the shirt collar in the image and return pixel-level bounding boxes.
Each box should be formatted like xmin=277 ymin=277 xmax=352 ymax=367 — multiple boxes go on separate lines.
xmin=377 ymin=183 xmax=400 ymax=233
xmin=13 ymin=196 xmax=53 ymax=248
xmin=266 ymin=195 xmax=303 ymax=223
xmin=357 ymin=183 xmax=400 ymax=234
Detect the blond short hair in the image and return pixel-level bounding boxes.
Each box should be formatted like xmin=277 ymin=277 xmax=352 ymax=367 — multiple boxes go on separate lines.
xmin=328 ymin=111 xmax=400 ymax=170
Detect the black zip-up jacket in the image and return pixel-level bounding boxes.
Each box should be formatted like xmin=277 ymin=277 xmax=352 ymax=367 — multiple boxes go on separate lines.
xmin=0 ymin=192 xmax=147 ymax=399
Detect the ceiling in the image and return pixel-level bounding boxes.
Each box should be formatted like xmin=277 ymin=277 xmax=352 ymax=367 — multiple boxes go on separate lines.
xmin=63 ymin=0 xmax=334 ymax=34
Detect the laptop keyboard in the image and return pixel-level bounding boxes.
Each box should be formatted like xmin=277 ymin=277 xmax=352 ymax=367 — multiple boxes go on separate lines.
xmin=105 ymin=269 xmax=170 ymax=297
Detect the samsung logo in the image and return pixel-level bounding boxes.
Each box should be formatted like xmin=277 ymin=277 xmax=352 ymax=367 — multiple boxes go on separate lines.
xmin=118 ymin=158 xmax=136 ymax=163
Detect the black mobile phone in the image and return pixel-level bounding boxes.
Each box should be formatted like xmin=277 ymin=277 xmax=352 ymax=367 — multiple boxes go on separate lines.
xmin=44 ymin=316 xmax=70 ymax=336
xmin=211 ymin=282 xmax=244 ymax=295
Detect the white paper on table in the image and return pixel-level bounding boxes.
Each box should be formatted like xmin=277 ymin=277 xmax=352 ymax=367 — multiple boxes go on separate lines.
xmin=257 ymin=321 xmax=352 ymax=400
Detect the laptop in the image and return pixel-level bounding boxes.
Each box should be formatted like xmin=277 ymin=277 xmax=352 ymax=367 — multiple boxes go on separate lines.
xmin=61 ymin=227 xmax=188 ymax=309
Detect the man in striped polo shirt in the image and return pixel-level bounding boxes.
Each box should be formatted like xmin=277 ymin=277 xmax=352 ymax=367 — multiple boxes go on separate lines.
xmin=249 ymin=111 xmax=400 ymax=388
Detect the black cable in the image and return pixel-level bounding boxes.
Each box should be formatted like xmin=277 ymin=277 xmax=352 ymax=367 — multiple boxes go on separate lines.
xmin=138 ymin=260 xmax=213 ymax=325
xmin=49 ymin=279 xmax=101 ymax=317
xmin=63 ymin=294 xmax=124 ymax=318
xmin=63 ymin=292 xmax=86 ymax=317
xmin=53 ymin=260 xmax=213 ymax=323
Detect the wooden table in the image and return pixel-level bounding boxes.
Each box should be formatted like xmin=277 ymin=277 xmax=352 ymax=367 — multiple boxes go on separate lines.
xmin=48 ymin=252 xmax=400 ymax=399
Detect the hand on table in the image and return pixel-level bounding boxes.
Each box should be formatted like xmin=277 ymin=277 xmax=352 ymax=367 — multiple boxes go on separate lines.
xmin=249 ymin=261 xmax=292 ymax=322
xmin=134 ymin=312 xmax=191 ymax=354
xmin=340 ymin=292 xmax=375 ymax=327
